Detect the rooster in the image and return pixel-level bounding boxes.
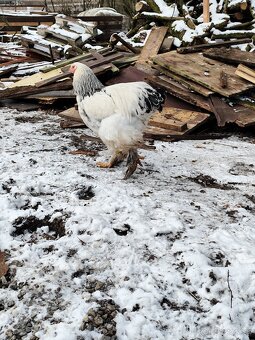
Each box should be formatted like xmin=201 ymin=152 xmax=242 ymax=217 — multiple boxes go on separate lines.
xmin=70 ymin=62 xmax=165 ymax=179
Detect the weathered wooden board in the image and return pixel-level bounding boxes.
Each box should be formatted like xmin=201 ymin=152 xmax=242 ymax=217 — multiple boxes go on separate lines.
xmin=235 ymin=64 xmax=255 ymax=84
xmin=208 ymin=94 xmax=240 ymax=126
xmin=153 ymin=64 xmax=214 ymax=97
xmin=235 ymin=105 xmax=255 ymax=127
xmin=8 ymin=68 xmax=63 ymax=88
xmin=137 ymin=26 xmax=168 ymax=65
xmin=203 ymin=48 xmax=255 ymax=67
xmin=148 ymin=75 xmax=212 ymax=111
xmin=26 ymin=90 xmax=75 ymax=99
xmin=146 ymin=107 xmax=210 ymax=136
xmin=0 ymin=79 xmax=72 ymax=99
xmin=153 ymin=51 xmax=255 ymax=97
xmin=58 ymin=107 xmax=82 ymax=122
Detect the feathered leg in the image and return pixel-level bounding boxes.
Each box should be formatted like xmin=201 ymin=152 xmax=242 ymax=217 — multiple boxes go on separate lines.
xmin=97 ymin=150 xmax=126 ymax=168
xmin=123 ymin=148 xmax=142 ymax=180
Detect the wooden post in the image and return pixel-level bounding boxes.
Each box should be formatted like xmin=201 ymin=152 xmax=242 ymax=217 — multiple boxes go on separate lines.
xmin=203 ymin=0 xmax=210 ymax=23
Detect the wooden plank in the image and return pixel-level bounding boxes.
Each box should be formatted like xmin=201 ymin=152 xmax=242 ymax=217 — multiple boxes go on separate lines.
xmin=0 ymin=79 xmax=72 ymax=99
xmin=148 ymin=75 xmax=212 ymax=111
xmin=209 ymin=94 xmax=255 ymax=127
xmin=0 ymin=65 xmax=18 ymax=78
xmin=203 ymin=48 xmax=255 ymax=67
xmin=153 ymin=51 xmax=255 ymax=97
xmin=76 ymin=16 xmax=123 ymax=22
xmin=153 ymin=64 xmax=214 ymax=97
xmin=208 ymin=94 xmax=239 ymax=126
xmin=203 ymin=0 xmax=210 ymax=23
xmin=8 ymin=67 xmax=64 ymax=88
xmin=149 ymin=111 xmax=188 ymax=131
xmin=146 ymin=107 xmax=210 ymax=136
xmin=235 ymin=105 xmax=255 ymax=127
xmin=61 ymin=52 xmax=124 ymax=72
xmin=58 ymin=107 xmax=82 ymax=122
xmin=26 ymin=90 xmax=75 ymax=99
xmin=0 ymin=14 xmax=55 ymax=22
xmin=137 ymin=26 xmax=168 ymax=64
xmin=235 ymin=64 xmax=255 ymax=84
xmin=35 ymin=72 xmax=71 ymax=88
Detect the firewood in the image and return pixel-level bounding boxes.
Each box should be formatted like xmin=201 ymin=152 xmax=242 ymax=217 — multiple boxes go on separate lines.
xmin=211 ymin=30 xmax=254 ymax=40
xmin=133 ymin=12 xmax=184 ymax=23
xmin=146 ymin=0 xmax=161 ymax=13
xmin=177 ymin=38 xmax=252 ymax=53
xmin=135 ymin=1 xmax=152 ymax=13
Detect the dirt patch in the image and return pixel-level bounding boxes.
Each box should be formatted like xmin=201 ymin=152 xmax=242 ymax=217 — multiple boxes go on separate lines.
xmin=190 ymin=174 xmax=234 ymax=190
xmin=11 ymin=214 xmax=66 ymax=238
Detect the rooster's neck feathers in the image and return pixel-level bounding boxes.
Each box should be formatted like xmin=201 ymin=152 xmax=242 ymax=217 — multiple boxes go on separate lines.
xmin=73 ymin=63 xmax=104 ymax=100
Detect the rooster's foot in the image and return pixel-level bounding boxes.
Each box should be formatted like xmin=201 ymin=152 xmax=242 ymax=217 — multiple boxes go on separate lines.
xmin=97 ymin=151 xmax=126 ymax=169
xmin=123 ymin=149 xmax=142 ymax=180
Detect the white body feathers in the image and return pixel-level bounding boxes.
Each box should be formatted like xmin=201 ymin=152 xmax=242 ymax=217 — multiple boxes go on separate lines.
xmin=72 ymin=62 xmax=164 ymax=153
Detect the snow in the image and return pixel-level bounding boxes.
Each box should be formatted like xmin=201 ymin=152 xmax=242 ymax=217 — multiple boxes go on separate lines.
xmin=1 ymin=107 xmax=255 ymax=339
xmin=153 ymin=0 xmax=178 ymax=17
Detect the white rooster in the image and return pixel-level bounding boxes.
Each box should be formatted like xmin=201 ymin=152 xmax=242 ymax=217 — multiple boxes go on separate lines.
xmin=70 ymin=62 xmax=165 ymax=179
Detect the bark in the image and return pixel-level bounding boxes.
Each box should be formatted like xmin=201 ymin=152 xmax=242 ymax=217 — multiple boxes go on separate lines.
xmin=177 ymin=38 xmax=252 ymax=53
xmin=211 ymin=30 xmax=254 ymax=40
xmin=146 ymin=0 xmax=161 ymax=13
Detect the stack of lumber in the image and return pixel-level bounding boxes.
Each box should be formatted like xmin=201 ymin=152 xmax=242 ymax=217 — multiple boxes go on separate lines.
xmin=0 ymin=47 xmax=127 ymax=106
xmin=148 ymin=46 xmax=255 ymax=128
xmin=126 ymin=0 xmax=255 ymax=50
xmin=113 ymin=26 xmax=255 ymax=137
xmin=0 ymin=12 xmax=55 ymax=33
xmin=19 ymin=15 xmax=105 ymax=60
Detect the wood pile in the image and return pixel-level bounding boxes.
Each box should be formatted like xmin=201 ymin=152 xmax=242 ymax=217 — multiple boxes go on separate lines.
xmin=1 ymin=7 xmax=255 ymax=141
xmin=126 ymin=0 xmax=255 ymax=50
xmin=0 ymin=13 xmax=55 ymax=33
xmin=0 ymin=47 xmax=127 ymax=106
xmin=17 ymin=14 xmax=123 ymax=60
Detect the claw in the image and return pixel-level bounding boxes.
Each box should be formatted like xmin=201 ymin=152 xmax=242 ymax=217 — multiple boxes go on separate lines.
xmin=123 ymin=149 xmax=142 ymax=180
xmin=97 ymin=151 xmax=126 ymax=169
xmin=96 ymin=161 xmax=111 ymax=168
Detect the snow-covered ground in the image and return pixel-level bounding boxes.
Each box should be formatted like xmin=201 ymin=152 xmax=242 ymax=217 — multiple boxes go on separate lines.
xmin=1 ymin=107 xmax=255 ymax=340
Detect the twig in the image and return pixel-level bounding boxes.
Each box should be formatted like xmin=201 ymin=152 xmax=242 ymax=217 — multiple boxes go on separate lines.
xmin=227 ymin=270 xmax=233 ymax=308
xmin=187 ymin=290 xmax=201 ymax=303
xmin=77 ymin=237 xmax=86 ymax=245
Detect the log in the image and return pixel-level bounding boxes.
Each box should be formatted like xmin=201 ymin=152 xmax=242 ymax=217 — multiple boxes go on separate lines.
xmin=177 ymin=38 xmax=252 ymax=53
xmin=211 ymin=30 xmax=254 ymax=40
xmin=133 ymin=12 xmax=184 ymax=22
xmin=225 ymin=0 xmax=248 ymax=12
xmin=221 ymin=19 xmax=255 ymax=31
xmin=135 ymin=1 xmax=152 ymax=13
xmin=146 ymin=0 xmax=161 ymax=13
